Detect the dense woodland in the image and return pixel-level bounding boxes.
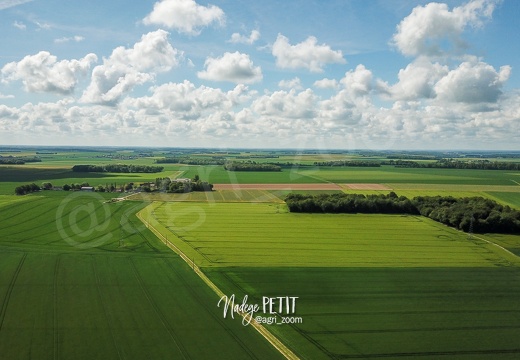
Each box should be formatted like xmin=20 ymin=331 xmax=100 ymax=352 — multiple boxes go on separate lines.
xmin=285 ymin=193 xmax=520 ymax=234
xmin=153 ymin=176 xmax=213 ymax=193
xmin=72 ymin=164 xmax=163 ymax=173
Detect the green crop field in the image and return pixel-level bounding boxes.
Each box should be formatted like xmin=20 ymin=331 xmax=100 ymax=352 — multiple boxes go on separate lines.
xmin=142 ymin=202 xmax=518 ymax=268
xmin=207 ymin=267 xmax=520 ymax=360
xmin=181 ymin=165 xmax=327 ymax=184
xmin=485 ymin=192 xmax=520 ymax=209
xmin=130 ymin=189 xmax=285 ymax=203
xmin=302 ymin=166 xmax=520 ymax=186
xmin=145 ymin=201 xmax=520 ymax=359
xmin=0 ymin=194 xmax=285 ymax=360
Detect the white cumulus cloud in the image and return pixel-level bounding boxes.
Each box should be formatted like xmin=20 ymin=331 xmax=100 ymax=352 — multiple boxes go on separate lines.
xmin=392 ymin=0 xmax=498 ymax=57
xmin=197 ymin=52 xmax=262 ymax=84
xmin=143 ymin=0 xmax=225 ymax=35
xmin=272 ymin=34 xmax=346 ymax=72
xmin=279 ymin=77 xmax=302 ymax=90
xmin=81 ymin=30 xmax=181 ymax=105
xmin=340 ymin=64 xmax=376 ymax=97
xmin=1 ymin=51 xmax=97 ymax=94
xmin=389 ymin=58 xmax=449 ymax=100
xmin=434 ymin=60 xmax=511 ymax=104
xmin=252 ymin=89 xmax=317 ymax=120
xmin=229 ymin=30 xmax=260 ymax=44
xmin=122 ymin=81 xmax=252 ymax=122
xmin=314 ymin=78 xmax=338 ymax=89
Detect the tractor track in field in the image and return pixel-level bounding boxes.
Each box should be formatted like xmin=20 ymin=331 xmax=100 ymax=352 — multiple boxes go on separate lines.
xmin=333 ymin=348 xmax=520 ymax=359
xmin=162 ymin=258 xmax=260 ymax=360
xmin=53 ymin=255 xmax=60 ymax=360
xmin=129 ymin=257 xmax=190 ymax=359
xmin=0 ymin=197 xmax=47 ymax=223
xmin=151 ymin=203 xmax=214 ymax=264
xmin=129 ymin=215 xmax=162 ymax=253
xmin=303 ymin=324 xmax=520 ymax=334
xmin=0 ymin=199 xmax=53 ymax=232
xmin=4 ymin=200 xmax=124 ymax=244
xmin=91 ymin=256 xmax=124 ymax=360
xmin=0 ymin=253 xmax=27 ymax=332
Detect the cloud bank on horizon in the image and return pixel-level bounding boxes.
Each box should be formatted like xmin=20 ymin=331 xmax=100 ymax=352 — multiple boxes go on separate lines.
xmin=0 ymin=0 xmax=518 ymax=150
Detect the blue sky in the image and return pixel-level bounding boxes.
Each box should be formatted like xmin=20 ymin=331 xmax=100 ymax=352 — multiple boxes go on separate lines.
xmin=0 ymin=0 xmax=519 ymax=150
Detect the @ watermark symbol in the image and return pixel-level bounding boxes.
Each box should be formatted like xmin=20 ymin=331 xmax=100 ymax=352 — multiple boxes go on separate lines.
xmin=217 ymin=294 xmax=302 ymax=326
xmin=56 ymin=191 xmax=112 ymax=249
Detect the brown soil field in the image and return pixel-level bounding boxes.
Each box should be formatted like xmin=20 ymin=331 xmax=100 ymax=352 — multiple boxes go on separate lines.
xmin=213 ymin=183 xmax=343 ymax=190
xmin=342 ymin=183 xmax=392 ymax=190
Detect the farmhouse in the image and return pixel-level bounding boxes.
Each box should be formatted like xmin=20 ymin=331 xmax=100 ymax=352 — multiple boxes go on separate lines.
xmin=81 ymin=186 xmax=94 ymax=192
xmin=139 ymin=182 xmax=155 ymax=187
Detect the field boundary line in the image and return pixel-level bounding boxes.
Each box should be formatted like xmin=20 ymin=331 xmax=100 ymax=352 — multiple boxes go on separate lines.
xmin=416 ymin=216 xmax=520 ymax=265
xmin=136 ymin=204 xmax=299 ymax=360
xmin=470 ymin=234 xmax=520 ymax=264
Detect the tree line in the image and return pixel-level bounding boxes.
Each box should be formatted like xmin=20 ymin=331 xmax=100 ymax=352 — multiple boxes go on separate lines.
xmin=15 ymin=181 xmax=152 ymax=195
xmin=224 ymin=161 xmax=281 ymax=172
xmin=14 ymin=183 xmax=42 ymax=195
xmin=0 ymin=157 xmax=42 ymax=165
xmin=381 ymin=159 xmax=520 ymax=170
xmin=285 ymin=193 xmax=520 ymax=234
xmin=312 ymin=159 xmax=520 ymax=171
xmin=414 ymin=196 xmax=520 ymax=233
xmin=72 ymin=164 xmax=164 ymax=173
xmin=313 ymin=160 xmax=381 ymax=167
xmin=15 ymin=182 xmax=88 ymax=195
